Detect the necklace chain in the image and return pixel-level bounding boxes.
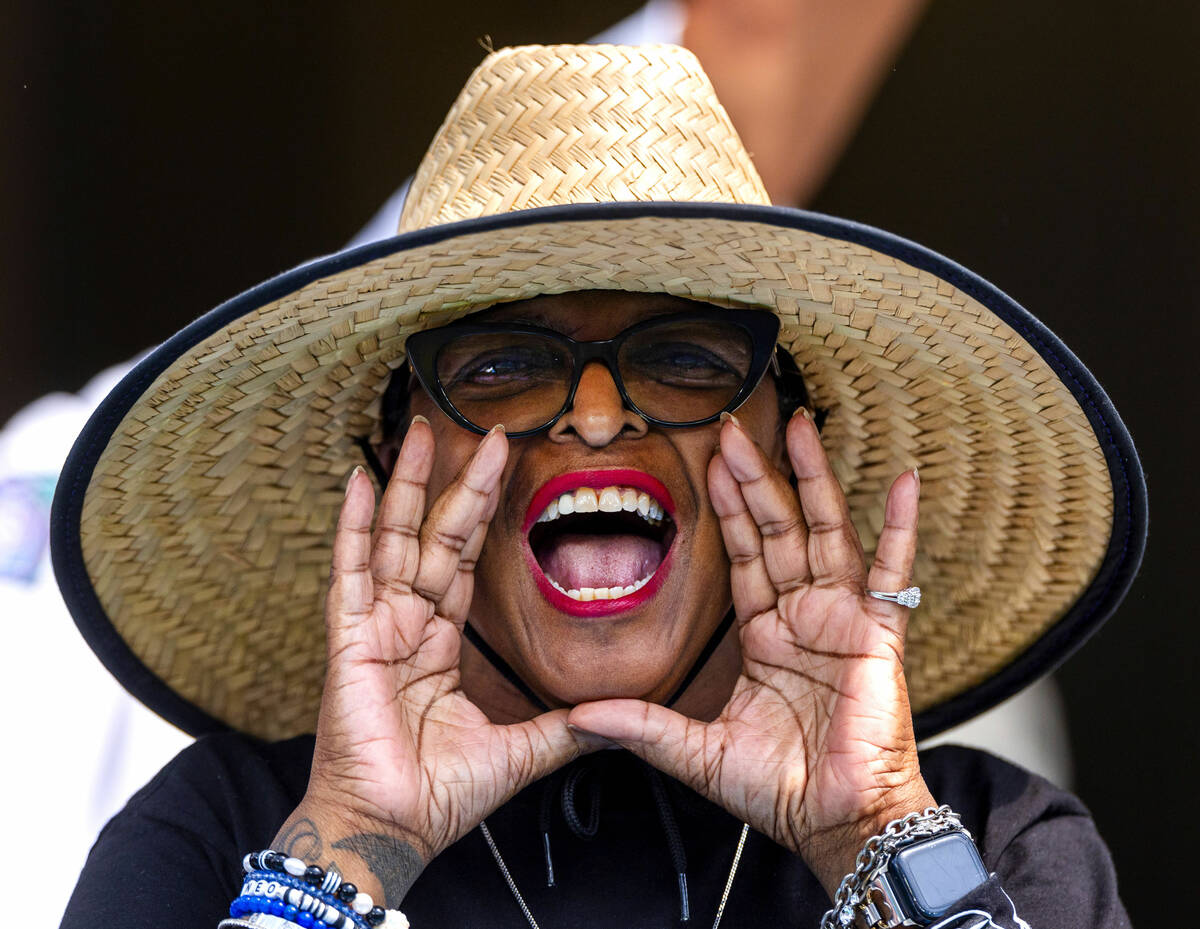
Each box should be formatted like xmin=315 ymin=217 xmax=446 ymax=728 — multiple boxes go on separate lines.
xmin=479 ymin=820 xmax=751 ymax=929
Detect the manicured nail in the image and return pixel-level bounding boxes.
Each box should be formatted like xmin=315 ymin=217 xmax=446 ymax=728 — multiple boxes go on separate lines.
xmin=346 ymin=465 xmax=364 ymax=497
xmin=719 ymin=411 xmax=741 ymax=428
xmin=410 ymin=414 xmax=430 ymax=427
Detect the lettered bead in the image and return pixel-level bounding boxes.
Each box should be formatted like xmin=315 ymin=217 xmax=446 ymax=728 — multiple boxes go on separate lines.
xmin=284 ymin=857 xmax=307 ymax=877
xmin=352 ymin=893 xmax=374 ymax=916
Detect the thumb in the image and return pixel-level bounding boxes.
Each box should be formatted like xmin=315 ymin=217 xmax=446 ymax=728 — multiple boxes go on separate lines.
xmin=567 ymin=700 xmax=714 ymax=796
xmin=497 ymin=709 xmax=608 ymax=794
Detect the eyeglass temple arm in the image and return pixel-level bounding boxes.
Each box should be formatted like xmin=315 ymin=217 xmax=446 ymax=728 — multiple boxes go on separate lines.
xmin=352 ymin=435 xmax=392 ymax=491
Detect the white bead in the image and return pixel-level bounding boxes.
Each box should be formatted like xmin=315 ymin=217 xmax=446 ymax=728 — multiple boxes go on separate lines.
xmin=283 ymin=856 xmax=307 ymax=877
xmin=352 ymin=893 xmax=374 ymax=915
xmin=322 ymin=909 xmax=341 ymax=925
xmin=384 ymin=910 xmax=410 ymax=929
xmin=287 ymin=888 xmax=303 ymax=905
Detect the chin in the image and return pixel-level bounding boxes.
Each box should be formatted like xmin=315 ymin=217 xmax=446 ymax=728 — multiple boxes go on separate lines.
xmin=540 ymin=653 xmax=678 ymax=705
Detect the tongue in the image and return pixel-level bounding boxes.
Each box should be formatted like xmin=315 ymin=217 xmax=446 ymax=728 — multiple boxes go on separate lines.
xmin=536 ymin=533 xmax=664 ymax=590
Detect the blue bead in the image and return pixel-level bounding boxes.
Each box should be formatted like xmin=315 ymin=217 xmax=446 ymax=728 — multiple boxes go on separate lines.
xmin=284 ymin=904 xmax=300 ymax=921
xmin=297 ymin=912 xmax=315 ymax=928
xmin=230 ymin=901 xmax=241 ymax=917
xmin=271 ymin=900 xmax=287 ymax=917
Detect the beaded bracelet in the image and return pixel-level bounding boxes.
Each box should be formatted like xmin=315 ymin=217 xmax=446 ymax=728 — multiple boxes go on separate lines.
xmin=236 ymin=871 xmax=363 ymax=929
xmin=233 ymin=849 xmax=409 ymax=929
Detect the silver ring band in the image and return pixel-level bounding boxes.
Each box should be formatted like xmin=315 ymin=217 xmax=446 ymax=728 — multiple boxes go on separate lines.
xmin=867 ymin=586 xmax=921 ymax=608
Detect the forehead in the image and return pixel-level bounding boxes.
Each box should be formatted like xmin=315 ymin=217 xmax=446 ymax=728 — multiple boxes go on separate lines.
xmin=476 ymin=291 xmax=715 ymax=339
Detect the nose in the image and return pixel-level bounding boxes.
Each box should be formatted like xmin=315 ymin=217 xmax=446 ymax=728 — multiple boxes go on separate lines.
xmin=547 ymin=361 xmax=649 ymax=447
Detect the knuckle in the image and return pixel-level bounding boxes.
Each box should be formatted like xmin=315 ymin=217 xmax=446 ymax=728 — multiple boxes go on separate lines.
xmin=376 ymin=522 xmax=420 ymax=542
xmin=427 ymin=526 xmax=470 ymax=553
xmin=758 ymin=514 xmax=805 ymax=540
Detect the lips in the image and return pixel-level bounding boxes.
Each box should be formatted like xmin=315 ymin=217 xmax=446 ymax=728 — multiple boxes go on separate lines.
xmin=523 ymin=470 xmax=677 ymax=617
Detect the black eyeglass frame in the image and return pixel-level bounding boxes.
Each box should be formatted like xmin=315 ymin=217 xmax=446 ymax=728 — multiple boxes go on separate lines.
xmin=404 ymin=308 xmax=782 ymax=437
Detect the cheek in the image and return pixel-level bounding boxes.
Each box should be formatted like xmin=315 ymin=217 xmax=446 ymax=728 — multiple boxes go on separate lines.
xmin=738 ymin=383 xmax=788 ymax=474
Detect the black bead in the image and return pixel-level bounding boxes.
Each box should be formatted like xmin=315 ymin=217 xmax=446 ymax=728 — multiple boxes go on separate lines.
xmin=337 ymin=883 xmax=357 ymax=903
xmin=304 ymin=865 xmax=325 ymax=885
xmin=264 ymin=851 xmax=286 ymax=871
xmin=367 ymin=907 xmax=386 ymax=926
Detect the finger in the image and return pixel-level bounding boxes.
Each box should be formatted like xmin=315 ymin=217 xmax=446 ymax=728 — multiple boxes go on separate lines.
xmin=785 ymin=409 xmax=866 ymax=584
xmin=567 ymin=700 xmax=720 ymax=803
xmin=411 ymin=425 xmax=507 ymax=603
xmin=434 ymin=476 xmax=502 ymax=625
xmin=369 ymin=417 xmax=435 ymax=590
xmin=326 ymin=467 xmax=377 ymax=641
xmin=497 ymin=709 xmax=608 ymax=795
xmin=866 ymin=468 xmax=921 ymax=638
xmin=707 ymin=451 xmax=778 ymax=623
xmin=718 ymin=415 xmax=811 ymax=592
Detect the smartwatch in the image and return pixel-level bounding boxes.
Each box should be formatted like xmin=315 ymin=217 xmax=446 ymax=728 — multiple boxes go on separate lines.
xmin=869 ymin=830 xmax=989 ymax=926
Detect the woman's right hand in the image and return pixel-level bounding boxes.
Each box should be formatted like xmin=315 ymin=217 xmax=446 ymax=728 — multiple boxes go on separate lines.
xmin=270 ymin=418 xmax=588 ymax=909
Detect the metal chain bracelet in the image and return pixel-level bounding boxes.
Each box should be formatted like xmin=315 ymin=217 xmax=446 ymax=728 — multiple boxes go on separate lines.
xmin=818 ymin=805 xmax=969 ymax=929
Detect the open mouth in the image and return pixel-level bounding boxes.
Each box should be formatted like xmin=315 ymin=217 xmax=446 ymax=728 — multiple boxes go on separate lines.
xmin=522 ymin=470 xmax=677 ymax=616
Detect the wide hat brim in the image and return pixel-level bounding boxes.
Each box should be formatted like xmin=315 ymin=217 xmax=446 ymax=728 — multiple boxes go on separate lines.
xmin=51 ymin=200 xmax=1146 ymax=741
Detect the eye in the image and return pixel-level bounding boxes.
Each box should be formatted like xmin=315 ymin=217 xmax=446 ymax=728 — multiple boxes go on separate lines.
xmin=437 ymin=336 xmax=570 ymax=400
xmin=624 ymin=342 xmax=742 ymax=386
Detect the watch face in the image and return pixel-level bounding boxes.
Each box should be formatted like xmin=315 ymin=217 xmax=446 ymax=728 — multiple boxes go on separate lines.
xmin=890 ymin=832 xmax=989 ymax=921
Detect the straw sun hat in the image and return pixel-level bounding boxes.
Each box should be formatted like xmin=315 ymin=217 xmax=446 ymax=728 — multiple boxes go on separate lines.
xmin=52 ymin=44 xmax=1145 ymax=742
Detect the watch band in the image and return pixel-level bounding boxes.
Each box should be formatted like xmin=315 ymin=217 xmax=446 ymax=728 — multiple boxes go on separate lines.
xmin=820 ymin=806 xmax=984 ymax=929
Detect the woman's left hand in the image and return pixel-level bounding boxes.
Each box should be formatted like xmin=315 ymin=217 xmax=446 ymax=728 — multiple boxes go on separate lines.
xmin=568 ymin=410 xmax=935 ymax=895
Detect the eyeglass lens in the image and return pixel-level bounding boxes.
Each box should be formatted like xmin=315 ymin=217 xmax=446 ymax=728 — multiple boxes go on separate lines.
xmin=433 ymin=318 xmax=755 ymax=432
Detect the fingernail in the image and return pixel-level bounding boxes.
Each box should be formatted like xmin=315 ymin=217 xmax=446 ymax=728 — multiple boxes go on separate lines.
xmin=486 ymin=423 xmax=506 ymax=439
xmin=912 ymin=467 xmax=921 ymax=493
xmin=410 ymin=414 xmax=430 ymax=427
xmin=346 ymin=465 xmax=364 ymax=497
xmin=796 ymin=406 xmax=813 ymax=421
xmin=719 ymin=411 xmax=741 ymax=428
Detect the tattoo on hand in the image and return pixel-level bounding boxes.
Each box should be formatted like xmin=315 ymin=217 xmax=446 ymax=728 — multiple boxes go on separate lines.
xmin=279 ymin=817 xmax=323 ymax=861
xmin=332 ymin=833 xmax=425 ymax=908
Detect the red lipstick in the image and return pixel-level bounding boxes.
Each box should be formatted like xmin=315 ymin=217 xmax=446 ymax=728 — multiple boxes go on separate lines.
xmin=522 ymin=469 xmax=676 ymax=533
xmin=522 ymin=469 xmax=677 ymax=617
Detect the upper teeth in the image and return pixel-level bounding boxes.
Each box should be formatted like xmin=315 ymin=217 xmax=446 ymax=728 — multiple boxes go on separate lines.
xmin=536 ymin=485 xmax=666 ymax=525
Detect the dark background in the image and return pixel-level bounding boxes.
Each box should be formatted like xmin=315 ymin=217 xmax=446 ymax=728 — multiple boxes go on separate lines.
xmin=4 ymin=1 xmax=1196 ymax=922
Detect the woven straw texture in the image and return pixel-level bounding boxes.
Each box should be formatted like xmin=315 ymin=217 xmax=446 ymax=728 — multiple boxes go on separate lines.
xmin=76 ymin=45 xmax=1112 ymax=740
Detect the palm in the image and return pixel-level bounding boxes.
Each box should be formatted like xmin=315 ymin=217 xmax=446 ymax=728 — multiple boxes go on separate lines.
xmin=312 ymin=423 xmax=580 ymax=861
xmin=570 ymin=412 xmax=927 ymax=881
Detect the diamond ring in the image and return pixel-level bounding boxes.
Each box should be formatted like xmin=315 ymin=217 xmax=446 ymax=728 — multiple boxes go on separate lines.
xmin=867 ymin=586 xmax=922 ymax=608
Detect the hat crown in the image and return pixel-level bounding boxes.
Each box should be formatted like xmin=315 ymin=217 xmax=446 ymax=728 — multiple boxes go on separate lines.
xmin=398 ymin=44 xmax=771 ymax=232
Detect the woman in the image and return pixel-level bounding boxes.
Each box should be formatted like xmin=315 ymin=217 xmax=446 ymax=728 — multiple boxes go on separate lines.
xmin=55 ymin=45 xmax=1143 ymax=928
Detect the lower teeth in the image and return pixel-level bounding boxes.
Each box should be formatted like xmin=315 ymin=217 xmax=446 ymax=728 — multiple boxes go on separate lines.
xmin=550 ymin=573 xmax=655 ymax=601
